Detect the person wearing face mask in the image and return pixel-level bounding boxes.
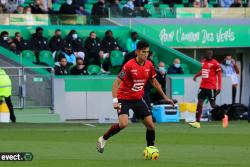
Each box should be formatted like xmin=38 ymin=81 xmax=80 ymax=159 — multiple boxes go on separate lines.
xmin=30 ymin=27 xmax=49 ymax=62
xmin=0 ymin=31 xmax=10 ymax=49
xmin=167 ymin=58 xmax=184 ymax=74
xmin=62 ymin=42 xmax=76 ymax=66
xmin=49 ymin=29 xmax=64 ymax=53
xmin=66 ymin=30 xmax=85 ymax=54
xmin=221 ymin=55 xmax=240 ymax=104
xmin=70 ymin=57 xmax=88 ymax=75
xmin=190 ymin=49 xmax=228 ymax=129
xmin=59 ymin=0 xmax=77 ymax=14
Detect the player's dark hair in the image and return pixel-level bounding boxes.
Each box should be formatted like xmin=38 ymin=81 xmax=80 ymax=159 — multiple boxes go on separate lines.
xmin=136 ymin=40 xmax=149 ymax=50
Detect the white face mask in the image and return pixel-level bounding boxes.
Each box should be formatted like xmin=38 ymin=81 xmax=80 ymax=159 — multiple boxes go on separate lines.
xmin=3 ymin=36 xmax=8 ymax=41
xmin=158 ymin=67 xmax=166 ymax=73
xmin=174 ymin=64 xmax=180 ymax=68
xmin=66 ymin=0 xmax=72 ymax=5
xmin=226 ymin=60 xmax=231 ymax=65
xmin=72 ymin=34 xmax=78 ymax=39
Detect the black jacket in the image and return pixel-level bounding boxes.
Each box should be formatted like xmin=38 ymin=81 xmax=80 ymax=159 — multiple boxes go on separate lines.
xmin=101 ymin=37 xmax=120 ymax=53
xmin=30 ymin=33 xmax=49 ymax=53
xmin=0 ymin=38 xmax=9 ymax=49
xmin=66 ymin=36 xmax=85 ymax=52
xmin=84 ymin=37 xmax=102 ymax=54
xmin=70 ymin=66 xmax=88 ymax=75
xmin=91 ymin=2 xmax=108 ymax=17
xmin=49 ymin=35 xmax=64 ymax=52
xmin=13 ymin=38 xmax=31 ymax=52
xmin=54 ymin=64 xmax=70 ymax=75
xmin=59 ymin=3 xmax=76 ymax=14
xmin=167 ymin=65 xmax=184 ymax=74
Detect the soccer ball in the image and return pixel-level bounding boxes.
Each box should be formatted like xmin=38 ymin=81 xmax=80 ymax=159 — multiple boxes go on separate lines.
xmin=143 ymin=146 xmax=159 ymax=160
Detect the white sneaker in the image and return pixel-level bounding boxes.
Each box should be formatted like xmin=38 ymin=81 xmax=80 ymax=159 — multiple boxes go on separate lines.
xmin=96 ymin=136 xmax=106 ymax=153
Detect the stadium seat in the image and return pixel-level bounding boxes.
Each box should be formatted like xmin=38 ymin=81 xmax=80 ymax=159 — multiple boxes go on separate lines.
xmin=87 ymin=65 xmax=101 ymax=75
xmin=21 ymin=50 xmax=36 ymax=63
xmin=159 ymin=4 xmax=175 ymax=18
xmin=144 ymin=4 xmax=161 ymax=18
xmin=39 ymin=50 xmax=55 ymax=67
xmin=52 ymin=3 xmax=61 ymax=12
xmin=110 ymin=50 xmax=124 ymax=67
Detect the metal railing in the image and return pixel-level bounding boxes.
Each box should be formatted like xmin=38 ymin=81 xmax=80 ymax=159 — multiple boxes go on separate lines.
xmin=0 ymin=66 xmax=54 ymax=110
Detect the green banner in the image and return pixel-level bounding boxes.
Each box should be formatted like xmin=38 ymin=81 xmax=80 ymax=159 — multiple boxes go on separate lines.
xmin=134 ymin=25 xmax=250 ymax=48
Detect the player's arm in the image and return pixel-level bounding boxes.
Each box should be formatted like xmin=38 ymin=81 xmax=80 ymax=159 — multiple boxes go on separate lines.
xmin=150 ymin=78 xmax=175 ymax=106
xmin=216 ymin=69 xmax=222 ymax=95
xmin=112 ymin=77 xmax=122 ymax=110
xmin=193 ymin=70 xmax=202 ymax=81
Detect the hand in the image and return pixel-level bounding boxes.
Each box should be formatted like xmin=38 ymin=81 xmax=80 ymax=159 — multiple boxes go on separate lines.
xmin=113 ymin=102 xmax=121 ymax=112
xmin=193 ymin=76 xmax=197 ymax=82
xmin=164 ymin=97 xmax=175 ymax=106
xmin=216 ymin=89 xmax=221 ymax=96
xmin=231 ymin=59 xmax=236 ymax=65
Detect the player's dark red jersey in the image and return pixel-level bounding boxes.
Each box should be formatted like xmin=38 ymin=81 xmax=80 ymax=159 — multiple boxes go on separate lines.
xmin=117 ymin=58 xmax=157 ymax=100
xmin=196 ymin=59 xmax=222 ymax=90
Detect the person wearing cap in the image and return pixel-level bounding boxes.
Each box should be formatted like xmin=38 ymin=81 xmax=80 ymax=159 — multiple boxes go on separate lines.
xmin=167 ymin=58 xmax=184 ymax=74
xmin=0 ymin=68 xmax=16 ymax=122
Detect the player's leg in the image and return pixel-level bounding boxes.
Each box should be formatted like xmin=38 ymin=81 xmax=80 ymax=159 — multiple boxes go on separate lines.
xmin=143 ymin=115 xmax=155 ymax=146
xmin=97 ymin=100 xmax=130 ymax=153
xmin=132 ymin=99 xmax=155 ymax=146
xmin=189 ymin=89 xmax=206 ymax=128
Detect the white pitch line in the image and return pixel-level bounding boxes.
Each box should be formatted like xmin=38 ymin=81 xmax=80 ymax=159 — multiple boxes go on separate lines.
xmin=84 ymin=124 xmax=96 ymax=127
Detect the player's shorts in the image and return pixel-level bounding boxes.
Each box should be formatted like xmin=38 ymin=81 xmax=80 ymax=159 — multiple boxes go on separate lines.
xmin=198 ymin=88 xmax=217 ymax=102
xmin=118 ymin=99 xmax=151 ymax=119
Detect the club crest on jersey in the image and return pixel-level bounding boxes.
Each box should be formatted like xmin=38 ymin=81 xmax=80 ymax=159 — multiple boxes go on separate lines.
xmin=119 ymin=71 xmax=126 ymax=79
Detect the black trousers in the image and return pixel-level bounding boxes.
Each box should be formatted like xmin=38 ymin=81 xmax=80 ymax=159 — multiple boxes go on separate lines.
xmin=5 ymin=96 xmax=16 ymax=122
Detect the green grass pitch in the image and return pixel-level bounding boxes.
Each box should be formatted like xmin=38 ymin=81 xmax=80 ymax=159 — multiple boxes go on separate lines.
xmin=0 ymin=121 xmax=250 ymax=167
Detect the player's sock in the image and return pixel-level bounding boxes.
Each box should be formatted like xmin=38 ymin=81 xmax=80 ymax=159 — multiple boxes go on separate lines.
xmin=103 ymin=124 xmax=121 ymax=140
xmin=195 ymin=107 xmax=202 ymax=122
xmin=146 ymin=129 xmax=155 ymax=146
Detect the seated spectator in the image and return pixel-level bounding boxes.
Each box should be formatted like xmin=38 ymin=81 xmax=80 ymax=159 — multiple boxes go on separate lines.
xmin=230 ymin=0 xmax=242 ymax=7
xmin=193 ymin=0 xmax=208 ymax=7
xmin=126 ymin=31 xmax=139 ymax=52
xmin=54 ymin=57 xmax=70 ymax=75
xmin=220 ymin=0 xmax=234 ymax=7
xmin=59 ymin=0 xmax=77 ymax=14
xmin=9 ymin=42 xmax=20 ymax=55
xmin=49 ymin=29 xmax=64 ymax=53
xmin=101 ymin=30 xmax=121 ymax=53
xmin=70 ymin=57 xmax=88 ymax=75
xmin=150 ymin=61 xmax=167 ymax=103
xmin=61 ymin=42 xmax=76 ymax=65
xmin=0 ymin=31 xmax=11 ymax=49
xmin=14 ymin=5 xmax=24 ymax=14
xmin=65 ymin=30 xmax=86 ymax=53
xmin=0 ymin=1 xmax=7 ymax=13
xmin=13 ymin=32 xmax=31 ymax=52
xmin=72 ymin=0 xmax=90 ymax=15
xmin=23 ymin=6 xmax=32 ymax=14
xmin=109 ymin=0 xmax=123 ymax=17
xmin=91 ymin=0 xmax=108 ymax=25
xmin=30 ymin=0 xmax=46 ymax=14
xmin=167 ymin=58 xmax=184 ymax=74
xmin=84 ymin=31 xmax=103 ymax=67
xmin=123 ymin=0 xmax=137 ymax=17
xmin=134 ymin=0 xmax=151 ymax=17
xmin=30 ymin=27 xmax=49 ymax=62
